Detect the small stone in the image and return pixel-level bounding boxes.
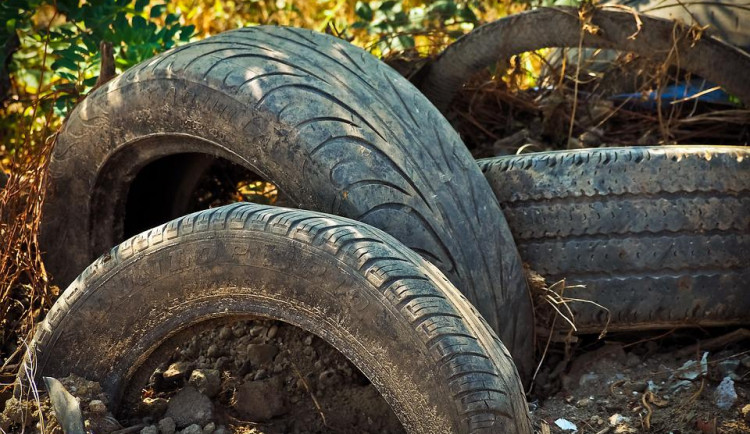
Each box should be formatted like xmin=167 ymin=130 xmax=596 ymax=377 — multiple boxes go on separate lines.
xmin=249 ymin=325 xmax=267 ymax=337
xmin=625 ymin=353 xmax=641 ymax=367
xmin=165 ymin=387 xmax=214 ymax=428
xmin=213 ymin=427 xmax=228 ymax=434
xmin=232 ymin=323 xmax=247 ymax=337
xmin=718 ymin=359 xmax=740 ymax=377
xmin=138 ymin=397 xmax=168 ymax=418
xmin=628 ymin=381 xmax=648 ymax=393
xmin=578 ymin=372 xmax=599 ymax=387
xmin=576 ymin=397 xmax=591 ymax=407
xmin=266 ymin=325 xmax=279 ymax=339
xmin=180 ymin=424 xmax=202 ymax=434
xmin=218 ymin=326 xmax=232 ymax=340
xmin=303 ymin=335 xmax=313 ymax=346
xmin=567 ymin=137 xmax=582 ymax=149
xmin=296 ymin=378 xmax=306 ymax=390
xmin=158 ymin=417 xmax=176 ymax=434
xmin=246 ymin=344 xmax=279 ymax=367
xmin=234 ymin=376 xmax=288 ymax=421
xmin=140 ymin=426 xmax=158 ymax=434
xmin=202 ymin=422 xmax=216 ymax=434
xmin=715 ymin=376 xmax=737 ymax=410
xmin=88 ymin=399 xmax=107 ymax=415
xmin=318 ymin=369 xmax=339 ymax=387
xmin=206 ymin=344 xmax=220 ymax=358
xmin=213 ymin=357 xmax=229 ymax=370
xmin=189 ymin=369 xmax=221 ymax=398
xmin=580 ymin=128 xmax=603 ymax=147
xmin=163 ymin=362 xmax=193 ymax=381
xmin=150 ymin=370 xmax=167 ymax=391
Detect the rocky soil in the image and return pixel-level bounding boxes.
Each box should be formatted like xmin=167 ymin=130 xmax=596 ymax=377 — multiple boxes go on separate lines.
xmin=3 ymin=320 xmax=749 ymax=433
xmin=528 ymin=332 xmax=750 ymax=434
xmin=3 ymin=319 xmax=404 ymax=434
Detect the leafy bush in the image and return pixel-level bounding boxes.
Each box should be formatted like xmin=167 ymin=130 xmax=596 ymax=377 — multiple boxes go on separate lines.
xmin=1 ymin=0 xmax=195 ymax=157
xmin=352 ymin=0 xmax=481 ymax=55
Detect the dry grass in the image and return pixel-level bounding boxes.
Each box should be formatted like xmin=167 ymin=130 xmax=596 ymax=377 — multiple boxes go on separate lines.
xmin=0 ymin=137 xmax=56 ymax=380
xmin=446 ymin=15 xmax=750 ymax=158
xmin=525 ymin=266 xmax=611 ymax=393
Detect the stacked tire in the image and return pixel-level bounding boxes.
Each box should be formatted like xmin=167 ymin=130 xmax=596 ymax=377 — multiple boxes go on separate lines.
xmin=416 ymin=6 xmax=750 ymax=332
xmin=478 ymin=146 xmax=750 ymax=332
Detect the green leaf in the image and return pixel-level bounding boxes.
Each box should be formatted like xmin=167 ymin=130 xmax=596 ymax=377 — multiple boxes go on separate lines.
xmin=427 ymin=0 xmax=458 ymax=17
xmin=51 ymin=58 xmax=78 ymax=71
xmin=179 ymin=25 xmax=195 ymax=41
xmin=458 ymin=5 xmax=478 ymax=23
xmin=379 ymin=1 xmax=398 ymax=11
xmin=57 ymin=71 xmax=77 ymax=81
xmin=82 ymin=37 xmax=99 ymax=52
xmin=397 ymin=35 xmax=414 ymax=49
xmin=391 ymin=11 xmax=408 ymax=26
xmin=57 ymin=49 xmax=86 ymax=63
xmin=113 ymin=12 xmax=129 ymax=34
xmin=150 ymin=4 xmax=167 ymax=18
xmin=134 ymin=0 xmax=149 ymax=12
xmin=132 ymin=15 xmax=147 ymax=30
xmin=355 ymin=2 xmax=373 ymax=21
xmin=165 ymin=13 xmax=179 ymax=24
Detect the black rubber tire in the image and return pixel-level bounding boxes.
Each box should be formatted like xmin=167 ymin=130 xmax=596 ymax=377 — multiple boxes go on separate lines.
xmin=41 ymin=26 xmax=533 ymax=375
xmin=478 ymin=146 xmax=750 ymax=332
xmin=416 ymin=7 xmax=750 ymax=112
xmin=24 ymin=203 xmax=532 ymax=434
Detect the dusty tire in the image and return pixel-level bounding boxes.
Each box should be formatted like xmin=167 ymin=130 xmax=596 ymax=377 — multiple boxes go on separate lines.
xmin=41 ymin=26 xmax=533 ymax=374
xmin=478 ymin=146 xmax=750 ymax=332
xmin=26 ymin=203 xmax=532 ymax=434
xmin=417 ymin=7 xmax=750 ymax=112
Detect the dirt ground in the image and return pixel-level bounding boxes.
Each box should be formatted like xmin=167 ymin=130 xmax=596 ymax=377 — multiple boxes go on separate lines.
xmin=529 ymin=332 xmax=750 ymax=434
xmin=4 ymin=317 xmax=749 ymax=434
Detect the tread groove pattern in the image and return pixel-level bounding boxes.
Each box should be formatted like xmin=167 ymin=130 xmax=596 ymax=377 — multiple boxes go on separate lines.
xmin=478 ymin=146 xmax=750 ymax=331
xmin=43 ymin=25 xmax=533 ymax=381
xmin=28 ymin=204 xmax=532 ymax=433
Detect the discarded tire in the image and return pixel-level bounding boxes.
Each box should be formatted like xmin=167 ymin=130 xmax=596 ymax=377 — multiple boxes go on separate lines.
xmin=25 ymin=203 xmax=533 ymax=434
xmin=417 ymin=7 xmax=750 ymax=112
xmin=478 ymin=146 xmax=750 ymax=332
xmin=41 ymin=26 xmax=533 ymax=373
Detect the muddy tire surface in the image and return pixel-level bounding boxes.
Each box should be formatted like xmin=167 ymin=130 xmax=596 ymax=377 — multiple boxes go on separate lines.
xmin=478 ymin=146 xmax=750 ymax=332
xmin=41 ymin=26 xmax=533 ymax=374
xmin=26 ymin=203 xmax=533 ymax=434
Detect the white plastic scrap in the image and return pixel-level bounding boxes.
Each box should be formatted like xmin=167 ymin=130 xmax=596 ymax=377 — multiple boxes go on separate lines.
xmin=673 ymin=352 xmax=709 ymax=381
xmin=715 ymin=376 xmax=737 ymax=410
xmin=670 ymin=352 xmax=710 ymax=393
xmin=609 ymin=413 xmax=631 ymax=426
xmin=700 ymin=352 xmax=709 ymax=376
xmin=554 ymin=418 xmax=578 ymax=432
